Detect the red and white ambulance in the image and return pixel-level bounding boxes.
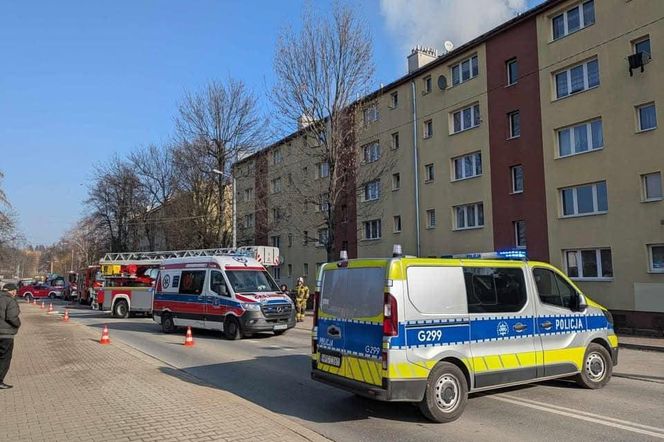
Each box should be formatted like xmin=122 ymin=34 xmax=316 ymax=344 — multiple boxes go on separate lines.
xmin=153 ymin=249 xmax=295 ymax=339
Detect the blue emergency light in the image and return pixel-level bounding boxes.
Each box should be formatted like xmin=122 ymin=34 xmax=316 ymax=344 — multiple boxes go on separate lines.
xmin=444 ymin=248 xmax=528 ymax=260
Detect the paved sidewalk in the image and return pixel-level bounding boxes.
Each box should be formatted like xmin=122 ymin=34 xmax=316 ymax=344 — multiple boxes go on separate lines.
xmin=0 ymin=303 xmax=327 ymax=442
xmin=618 ymin=334 xmax=664 ymax=352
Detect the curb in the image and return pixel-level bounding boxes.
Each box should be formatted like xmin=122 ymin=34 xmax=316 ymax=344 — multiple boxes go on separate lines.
xmin=619 ymin=343 xmax=664 ymax=353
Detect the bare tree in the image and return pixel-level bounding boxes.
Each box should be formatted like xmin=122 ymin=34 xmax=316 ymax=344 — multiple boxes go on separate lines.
xmin=0 ymin=171 xmax=18 ymax=253
xmin=175 ymin=79 xmax=265 ymax=247
xmin=272 ymin=4 xmax=378 ymax=261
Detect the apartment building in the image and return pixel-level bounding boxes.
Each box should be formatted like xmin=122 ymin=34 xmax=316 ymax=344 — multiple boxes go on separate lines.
xmin=234 ymin=0 xmax=664 ymax=331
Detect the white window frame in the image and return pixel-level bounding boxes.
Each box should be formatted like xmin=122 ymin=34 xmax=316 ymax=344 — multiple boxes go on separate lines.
xmin=272 ymin=148 xmax=283 ymax=165
xmin=362 ymin=142 xmax=381 ymax=163
xmin=390 ymin=91 xmax=398 ymax=109
xmin=363 ymin=104 xmax=379 ymax=124
xmin=423 ymin=120 xmax=433 ymax=139
xmin=391 ymin=132 xmax=400 ymax=150
xmin=452 ymin=152 xmax=482 ymax=181
xmin=560 ymin=181 xmax=608 ymax=217
xmin=508 ymin=111 xmax=520 ymax=138
xmin=393 ymin=215 xmax=402 ymax=233
xmin=642 ymin=172 xmax=663 ymax=202
xmin=270 ymin=177 xmax=282 ymax=194
xmin=243 ymin=214 xmax=254 ymax=228
xmin=506 ymin=58 xmax=518 ymax=85
xmin=423 ymin=76 xmax=432 ymax=94
xmin=363 ymin=219 xmax=382 ymax=240
xmin=633 ymin=36 xmax=652 ymax=58
xmin=554 ymin=58 xmax=599 ymax=99
xmin=552 ymin=0 xmax=595 ymax=41
xmin=243 ymin=188 xmax=254 ymax=202
xmin=637 ymin=103 xmax=657 ymax=132
xmin=317 ymin=228 xmax=329 ymax=247
xmin=563 ymin=248 xmax=613 ymax=281
xmin=556 ymin=118 xmax=604 ymax=158
xmin=317 ymin=161 xmax=330 ymax=179
xmin=426 ymin=209 xmax=436 ymax=229
xmin=648 ymin=244 xmax=664 ymax=273
xmin=270 ymin=235 xmax=280 ymax=248
xmin=392 ymin=172 xmax=401 ymax=191
xmin=451 ymin=103 xmax=481 ymax=134
xmin=511 ymin=165 xmax=524 ymax=194
xmin=363 ymin=180 xmax=380 ymax=202
xmin=514 ymin=220 xmax=526 ymax=248
xmin=453 ymin=202 xmax=484 ymax=230
xmin=451 ymin=54 xmax=479 ymax=86
xmin=318 ymin=192 xmax=330 ymax=213
xmin=424 ymin=164 xmax=435 ymax=182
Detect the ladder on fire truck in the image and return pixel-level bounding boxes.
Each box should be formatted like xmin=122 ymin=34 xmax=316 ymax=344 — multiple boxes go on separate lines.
xmin=99 ymin=246 xmax=280 ymax=267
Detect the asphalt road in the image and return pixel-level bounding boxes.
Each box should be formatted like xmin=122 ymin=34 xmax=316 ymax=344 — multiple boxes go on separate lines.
xmin=48 ymin=301 xmax=664 ymax=441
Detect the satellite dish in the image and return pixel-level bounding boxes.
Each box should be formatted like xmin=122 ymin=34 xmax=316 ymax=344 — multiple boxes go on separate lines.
xmin=437 ymin=75 xmax=448 ymax=91
xmin=444 ymin=41 xmax=454 ymax=52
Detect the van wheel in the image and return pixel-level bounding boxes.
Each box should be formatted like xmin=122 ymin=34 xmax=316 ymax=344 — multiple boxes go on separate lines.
xmin=575 ymin=343 xmax=612 ymax=389
xmin=418 ymin=362 xmax=468 ymax=423
xmin=113 ymin=300 xmax=129 ymax=318
xmin=161 ymin=313 xmax=176 ymax=334
xmin=224 ymin=316 xmax=242 ymax=340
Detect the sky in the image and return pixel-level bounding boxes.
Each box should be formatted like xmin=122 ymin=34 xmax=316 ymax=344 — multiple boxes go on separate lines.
xmin=0 ymin=0 xmax=544 ymax=246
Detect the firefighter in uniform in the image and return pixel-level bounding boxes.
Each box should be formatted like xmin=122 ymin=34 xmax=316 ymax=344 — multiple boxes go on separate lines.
xmin=295 ymin=277 xmax=309 ymax=322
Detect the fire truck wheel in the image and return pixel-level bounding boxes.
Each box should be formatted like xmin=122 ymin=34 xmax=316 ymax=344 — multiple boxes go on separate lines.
xmin=113 ymin=300 xmax=129 ymax=319
xmin=224 ymin=317 xmax=242 ymax=340
xmin=161 ymin=313 xmax=176 ymax=333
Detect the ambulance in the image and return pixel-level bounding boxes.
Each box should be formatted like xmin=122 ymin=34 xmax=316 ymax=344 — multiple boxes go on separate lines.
xmin=152 ymin=250 xmax=295 ymax=339
xmin=311 ymin=246 xmax=618 ymax=423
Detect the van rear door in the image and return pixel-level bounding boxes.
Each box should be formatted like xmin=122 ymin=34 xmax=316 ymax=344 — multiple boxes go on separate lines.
xmin=317 ymin=265 xmax=386 ymax=386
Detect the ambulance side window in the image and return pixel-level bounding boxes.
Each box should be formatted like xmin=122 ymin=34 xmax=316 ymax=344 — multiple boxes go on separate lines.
xmin=210 ymin=271 xmax=229 ymax=297
xmin=533 ymin=268 xmax=575 ymax=308
xmin=463 ymin=267 xmax=527 ymax=313
xmin=178 ymin=271 xmax=206 ymax=295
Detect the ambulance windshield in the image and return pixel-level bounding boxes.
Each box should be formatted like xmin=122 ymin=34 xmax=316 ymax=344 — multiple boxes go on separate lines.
xmin=226 ymin=270 xmax=280 ymax=293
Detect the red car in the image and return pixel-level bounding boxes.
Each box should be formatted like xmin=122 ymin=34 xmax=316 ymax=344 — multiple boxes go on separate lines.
xmin=18 ymin=283 xmax=63 ymax=301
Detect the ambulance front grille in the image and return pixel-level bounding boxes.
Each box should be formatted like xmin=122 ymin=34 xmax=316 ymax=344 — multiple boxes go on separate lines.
xmin=262 ymin=303 xmax=292 ymax=318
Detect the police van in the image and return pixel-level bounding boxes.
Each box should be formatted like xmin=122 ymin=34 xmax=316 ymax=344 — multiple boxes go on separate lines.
xmin=153 ymin=250 xmax=295 ymax=339
xmin=311 ymin=247 xmax=618 ymax=423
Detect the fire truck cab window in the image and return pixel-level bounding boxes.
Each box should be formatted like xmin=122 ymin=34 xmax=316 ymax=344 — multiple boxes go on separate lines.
xmin=178 ymin=271 xmax=206 ymax=295
xmin=210 ymin=270 xmax=229 ymax=297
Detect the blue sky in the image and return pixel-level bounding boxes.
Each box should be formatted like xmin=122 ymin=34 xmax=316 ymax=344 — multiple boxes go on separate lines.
xmin=0 ymin=0 xmax=544 ymax=245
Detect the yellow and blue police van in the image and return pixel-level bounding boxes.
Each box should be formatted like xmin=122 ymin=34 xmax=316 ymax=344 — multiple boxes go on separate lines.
xmin=310 ymin=247 xmax=618 ymax=423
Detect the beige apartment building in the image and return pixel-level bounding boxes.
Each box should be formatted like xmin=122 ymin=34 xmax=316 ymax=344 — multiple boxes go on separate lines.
xmin=234 ymin=0 xmax=664 ymax=332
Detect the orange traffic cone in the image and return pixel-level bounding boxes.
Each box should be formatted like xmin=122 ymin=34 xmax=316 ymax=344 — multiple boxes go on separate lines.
xmin=100 ymin=325 xmax=111 ymax=345
xmin=63 ymin=309 xmax=69 ymax=322
xmin=48 ymin=303 xmax=54 ymax=313
xmin=184 ymin=326 xmax=195 ymax=347
xmin=40 ymin=301 xmax=45 ymax=309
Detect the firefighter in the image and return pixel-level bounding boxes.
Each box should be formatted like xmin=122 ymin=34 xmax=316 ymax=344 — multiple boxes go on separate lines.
xmin=295 ymin=277 xmax=309 ymax=322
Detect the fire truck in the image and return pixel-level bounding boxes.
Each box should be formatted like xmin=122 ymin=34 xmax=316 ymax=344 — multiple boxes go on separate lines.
xmin=77 ymin=265 xmax=103 ymax=305
xmin=93 ymin=246 xmax=280 ymax=319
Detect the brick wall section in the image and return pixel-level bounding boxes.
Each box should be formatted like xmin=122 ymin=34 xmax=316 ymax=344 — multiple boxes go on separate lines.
xmin=486 ymin=17 xmax=550 ymax=261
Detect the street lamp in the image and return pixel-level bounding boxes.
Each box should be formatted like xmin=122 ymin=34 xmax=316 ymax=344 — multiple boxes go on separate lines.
xmin=212 ymin=168 xmax=237 ymax=249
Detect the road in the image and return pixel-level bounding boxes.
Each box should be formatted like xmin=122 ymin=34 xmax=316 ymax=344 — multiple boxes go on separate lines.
xmin=50 ymin=300 xmax=664 ymax=441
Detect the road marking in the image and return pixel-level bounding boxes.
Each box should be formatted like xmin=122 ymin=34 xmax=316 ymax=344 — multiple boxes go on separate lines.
xmin=490 ymin=394 xmax=664 ymax=439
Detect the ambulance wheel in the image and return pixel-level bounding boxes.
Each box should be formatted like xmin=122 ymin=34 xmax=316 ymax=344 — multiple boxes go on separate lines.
xmin=418 ymin=362 xmax=468 ymax=423
xmin=161 ymin=313 xmax=176 ymax=333
xmin=575 ymin=343 xmax=612 ymax=389
xmin=224 ymin=317 xmax=242 ymax=340
xmin=113 ymin=300 xmax=129 ymax=319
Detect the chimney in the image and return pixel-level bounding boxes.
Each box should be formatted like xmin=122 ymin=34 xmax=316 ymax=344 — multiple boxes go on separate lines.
xmin=297 ymin=114 xmax=314 ymax=130
xmin=407 ymin=46 xmax=438 ymax=74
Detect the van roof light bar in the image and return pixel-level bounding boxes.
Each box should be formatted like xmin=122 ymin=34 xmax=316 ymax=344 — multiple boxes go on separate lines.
xmin=443 ymin=249 xmax=528 ymax=260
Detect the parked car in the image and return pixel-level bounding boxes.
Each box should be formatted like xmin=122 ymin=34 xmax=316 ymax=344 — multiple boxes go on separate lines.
xmin=18 ymin=282 xmax=64 ymax=301
xmin=0 ymin=281 xmax=18 ymax=291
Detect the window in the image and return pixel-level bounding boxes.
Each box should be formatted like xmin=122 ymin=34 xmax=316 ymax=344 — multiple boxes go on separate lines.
xmin=508 ymin=111 xmax=520 ymax=138
xmin=363 ymin=219 xmax=382 ymax=240
xmin=637 ymin=103 xmax=657 ymax=132
xmin=319 ymin=192 xmax=330 ymax=213
xmin=390 ymin=91 xmax=398 ymax=108
xmin=643 ymin=172 xmax=663 ymax=201
xmin=363 ymin=142 xmax=381 ymax=163
xmin=557 ymin=119 xmax=603 ymax=157
xmin=302 ymin=166 xmax=308 ymax=178
xmin=270 ymin=235 xmax=280 ymax=248
xmin=424 ymin=164 xmax=434 ymax=182
xmin=511 ymin=165 xmax=524 ymax=193
xmin=391 ymin=132 xmax=400 ymax=150
xmin=507 ymin=58 xmax=518 ymax=85
xmin=270 ymin=177 xmax=282 ymax=194
xmin=243 ymin=188 xmax=254 ymax=202
xmin=634 ymin=37 xmax=651 ymax=58
xmin=648 ymin=244 xmax=664 ymax=273
xmin=423 ymin=119 xmax=433 ymax=139
xmin=564 ymin=248 xmax=613 ymax=279
xmin=423 ymin=76 xmax=432 ymax=93
xmin=392 ymin=173 xmax=401 ymax=190
xmin=303 ymin=263 xmax=309 ymax=276
xmin=340 ymin=204 xmax=348 ymax=223
xmin=514 ymin=220 xmax=526 ymax=248
xmin=454 ymin=202 xmax=484 ymax=230
xmin=464 ymin=267 xmax=527 ymax=313
xmin=317 ymin=162 xmax=330 ymax=179
xmin=363 ymin=180 xmax=380 ymax=201
xmin=552 ymin=0 xmax=595 ymax=40
xmin=303 ymin=230 xmax=308 ymax=245
xmin=451 ymin=54 xmax=479 ymax=86
xmin=317 ymin=228 xmax=329 ymax=247
xmin=288 ymin=233 xmax=293 ymax=247
xmin=555 ymin=58 xmax=599 ymax=99
xmin=272 ymin=148 xmax=283 ymax=165
xmin=426 ymin=209 xmax=436 ymax=228
xmin=453 ymin=152 xmax=482 ymax=180
xmin=243 ymin=214 xmax=254 ymax=228
xmin=393 ymin=215 xmax=402 ymax=233
xmin=210 ymin=270 xmax=229 ymax=297
xmin=533 ymin=268 xmax=576 ymax=308
xmin=452 ymin=103 xmax=480 ymax=133
xmin=561 ymin=181 xmax=607 ymax=216
xmin=287 ymin=264 xmax=292 ymax=277
xmin=363 ymin=104 xmax=379 ymax=124
xmin=178 ymin=271 xmax=206 ymax=295
xmin=271 ymin=208 xmax=281 ymax=222
xmin=273 ymin=266 xmax=281 ymax=280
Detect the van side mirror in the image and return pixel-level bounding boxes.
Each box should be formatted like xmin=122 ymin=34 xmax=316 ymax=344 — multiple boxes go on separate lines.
xmin=570 ymin=292 xmax=587 ymax=312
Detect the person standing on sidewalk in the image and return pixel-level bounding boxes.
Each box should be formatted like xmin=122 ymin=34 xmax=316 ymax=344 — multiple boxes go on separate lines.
xmin=0 ymin=287 xmax=20 ymax=389
xmin=295 ymin=277 xmax=309 ymax=322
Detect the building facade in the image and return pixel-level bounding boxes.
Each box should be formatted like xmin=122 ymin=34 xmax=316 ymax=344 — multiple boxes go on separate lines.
xmin=234 ymin=0 xmax=664 ymax=332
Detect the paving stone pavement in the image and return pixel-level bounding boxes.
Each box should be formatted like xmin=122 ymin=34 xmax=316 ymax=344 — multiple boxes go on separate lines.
xmin=0 ymin=304 xmax=328 ymax=442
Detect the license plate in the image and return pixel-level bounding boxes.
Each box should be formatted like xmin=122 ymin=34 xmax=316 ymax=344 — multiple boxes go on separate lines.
xmin=273 ymin=324 xmax=288 ymax=331
xmin=319 ymin=351 xmax=342 ymax=368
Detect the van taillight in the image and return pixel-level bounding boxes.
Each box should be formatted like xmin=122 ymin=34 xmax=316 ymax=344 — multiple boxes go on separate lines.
xmin=382 ymin=293 xmax=398 ymax=336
